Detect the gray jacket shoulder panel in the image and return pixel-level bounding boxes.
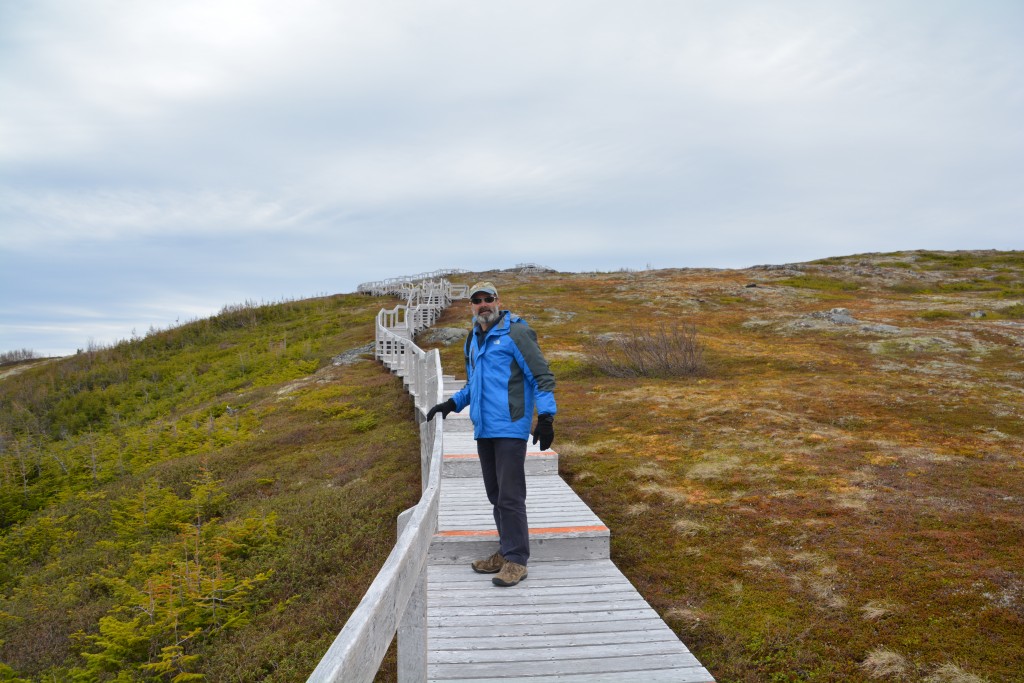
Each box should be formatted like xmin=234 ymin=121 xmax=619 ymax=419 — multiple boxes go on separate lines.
xmin=507 ymin=320 xmax=555 ymax=393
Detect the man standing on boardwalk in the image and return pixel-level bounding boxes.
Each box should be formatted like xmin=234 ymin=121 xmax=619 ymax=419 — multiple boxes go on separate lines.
xmin=426 ymin=281 xmax=556 ymax=587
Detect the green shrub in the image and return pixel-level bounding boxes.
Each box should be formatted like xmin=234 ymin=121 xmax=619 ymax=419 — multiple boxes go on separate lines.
xmin=997 ymin=303 xmax=1024 ymax=319
xmin=548 ymin=356 xmax=597 ymax=380
xmin=914 ymin=250 xmax=1024 ymax=270
xmin=70 ymin=473 xmax=275 ymax=681
xmin=935 ymin=280 xmax=1001 ymax=293
xmin=353 ymin=414 xmax=379 ymax=432
xmin=919 ymin=310 xmax=963 ymax=320
xmin=889 ymin=282 xmax=932 ymax=294
xmin=776 ymin=276 xmax=860 ymax=292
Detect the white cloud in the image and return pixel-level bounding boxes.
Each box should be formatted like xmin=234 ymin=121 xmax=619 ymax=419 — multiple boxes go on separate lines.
xmin=1 ymin=1 xmax=1022 ymax=354
xmin=0 ymin=188 xmax=315 ymax=248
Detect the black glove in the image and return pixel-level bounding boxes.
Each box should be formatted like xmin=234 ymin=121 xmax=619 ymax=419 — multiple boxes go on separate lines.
xmin=532 ymin=414 xmax=554 ymax=451
xmin=425 ymin=399 xmax=456 ymax=421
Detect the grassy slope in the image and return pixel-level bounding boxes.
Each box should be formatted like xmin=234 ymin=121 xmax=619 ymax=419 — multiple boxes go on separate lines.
xmin=0 ymin=295 xmax=419 ymax=681
xmin=422 ymin=250 xmax=1023 ymax=683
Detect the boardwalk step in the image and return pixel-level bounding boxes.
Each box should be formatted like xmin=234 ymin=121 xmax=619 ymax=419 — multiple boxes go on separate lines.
xmin=441 ymin=412 xmax=473 ymax=433
xmin=440 ymin=415 xmax=557 ymax=475
xmin=443 ymin=451 xmax=557 ymax=477
xmin=429 ymin=476 xmax=608 ymax=565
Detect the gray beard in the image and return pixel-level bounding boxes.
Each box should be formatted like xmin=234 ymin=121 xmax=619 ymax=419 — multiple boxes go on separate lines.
xmin=476 ymin=309 xmax=500 ymax=328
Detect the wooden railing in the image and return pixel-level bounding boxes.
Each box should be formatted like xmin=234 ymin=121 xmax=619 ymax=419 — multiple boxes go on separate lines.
xmin=308 ymin=278 xmax=462 ymax=682
xmin=357 ymin=269 xmax=469 ymax=296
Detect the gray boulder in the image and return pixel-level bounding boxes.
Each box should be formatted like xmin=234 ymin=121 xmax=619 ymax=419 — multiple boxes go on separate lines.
xmin=417 ymin=327 xmax=469 ymax=346
xmin=332 ymin=342 xmax=375 ymax=365
xmin=808 ymin=308 xmax=859 ymax=325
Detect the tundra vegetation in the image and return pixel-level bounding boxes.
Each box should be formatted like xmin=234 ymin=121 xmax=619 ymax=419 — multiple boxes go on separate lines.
xmin=0 ymin=295 xmax=419 ymax=681
xmin=423 ymin=250 xmax=1023 ymax=683
xmin=2 ymin=250 xmax=1023 ymax=681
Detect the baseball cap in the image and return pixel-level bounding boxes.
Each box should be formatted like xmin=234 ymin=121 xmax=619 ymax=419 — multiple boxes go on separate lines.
xmin=469 ymin=281 xmax=498 ymax=297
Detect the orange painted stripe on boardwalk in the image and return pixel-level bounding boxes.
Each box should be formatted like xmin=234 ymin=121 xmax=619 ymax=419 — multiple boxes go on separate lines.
xmin=444 ymin=452 xmax=556 ymax=459
xmin=436 ymin=525 xmax=607 ymax=537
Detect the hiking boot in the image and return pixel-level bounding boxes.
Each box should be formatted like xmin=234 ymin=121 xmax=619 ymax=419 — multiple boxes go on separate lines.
xmin=492 ymin=561 xmax=528 ymax=587
xmin=471 ymin=551 xmax=505 ymax=574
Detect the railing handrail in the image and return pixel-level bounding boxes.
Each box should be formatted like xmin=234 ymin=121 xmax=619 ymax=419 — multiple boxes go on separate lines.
xmin=309 ymin=275 xmax=463 ymax=682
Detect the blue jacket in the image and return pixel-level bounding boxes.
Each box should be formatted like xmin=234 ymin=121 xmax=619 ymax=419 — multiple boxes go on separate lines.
xmin=450 ymin=311 xmax=556 ymax=440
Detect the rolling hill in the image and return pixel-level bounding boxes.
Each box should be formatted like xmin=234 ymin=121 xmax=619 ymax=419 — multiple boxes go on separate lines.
xmin=2 ymin=250 xmax=1023 ymax=681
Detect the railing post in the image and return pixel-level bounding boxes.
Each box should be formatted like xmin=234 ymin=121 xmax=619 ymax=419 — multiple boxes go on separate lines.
xmin=415 ymin=354 xmax=426 ymax=414
xmin=417 ymin=386 xmax=430 ymax=492
xmin=396 ymin=506 xmax=428 ymax=683
xmin=409 ymin=347 xmax=418 ymax=398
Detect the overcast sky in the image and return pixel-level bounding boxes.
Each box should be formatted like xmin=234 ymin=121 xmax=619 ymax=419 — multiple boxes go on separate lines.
xmin=2 ymin=1 xmax=1022 ymax=356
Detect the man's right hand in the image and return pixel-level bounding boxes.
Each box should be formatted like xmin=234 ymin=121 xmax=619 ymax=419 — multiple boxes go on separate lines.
xmin=425 ymin=399 xmax=456 ymax=421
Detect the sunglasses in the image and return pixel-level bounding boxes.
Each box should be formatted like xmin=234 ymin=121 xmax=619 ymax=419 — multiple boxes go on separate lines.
xmin=471 ymin=295 xmax=496 ymax=304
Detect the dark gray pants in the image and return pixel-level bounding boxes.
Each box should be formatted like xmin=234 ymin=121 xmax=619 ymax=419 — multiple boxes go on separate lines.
xmin=476 ymin=437 xmax=529 ymax=565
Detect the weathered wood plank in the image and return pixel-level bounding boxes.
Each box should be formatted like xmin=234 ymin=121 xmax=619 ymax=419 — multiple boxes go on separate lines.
xmin=429 ymin=629 xmax=681 ymax=651
xmin=428 ymin=653 xmax=705 ymax=679
xmin=429 ymin=558 xmax=622 ymax=577
xmin=441 ymin=492 xmax=594 ymax=503
xmin=430 ymin=584 xmax=647 ymax=601
xmin=431 ymin=577 xmax=628 ymax=592
xmin=437 ymin=518 xmax=604 ymax=529
xmin=431 ymin=639 xmax=694 ymax=664
xmin=428 ymin=607 xmax=659 ymax=628
xmin=427 ymin=617 xmax=670 ymax=639
xmin=440 ymin=477 xmax=571 ymax=491
xmin=442 ymin=434 xmax=553 ymax=455
xmin=440 ymin=502 xmax=582 ymax=512
xmin=429 ymin=668 xmax=714 ymax=683
xmin=440 ymin=496 xmax=595 ymax=507
xmin=430 ymin=582 xmax=639 ymax=603
xmin=429 ymin=599 xmax=664 ymax=619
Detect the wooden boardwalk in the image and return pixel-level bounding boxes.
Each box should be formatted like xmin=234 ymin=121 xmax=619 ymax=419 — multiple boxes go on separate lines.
xmin=425 ymin=379 xmax=714 ymax=682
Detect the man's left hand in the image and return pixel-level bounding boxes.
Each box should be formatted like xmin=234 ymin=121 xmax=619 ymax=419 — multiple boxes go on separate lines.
xmin=532 ymin=414 xmax=554 ymax=451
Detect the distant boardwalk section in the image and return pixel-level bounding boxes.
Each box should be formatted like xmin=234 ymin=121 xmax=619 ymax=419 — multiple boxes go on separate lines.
xmin=357 ymin=269 xmax=470 ymax=297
